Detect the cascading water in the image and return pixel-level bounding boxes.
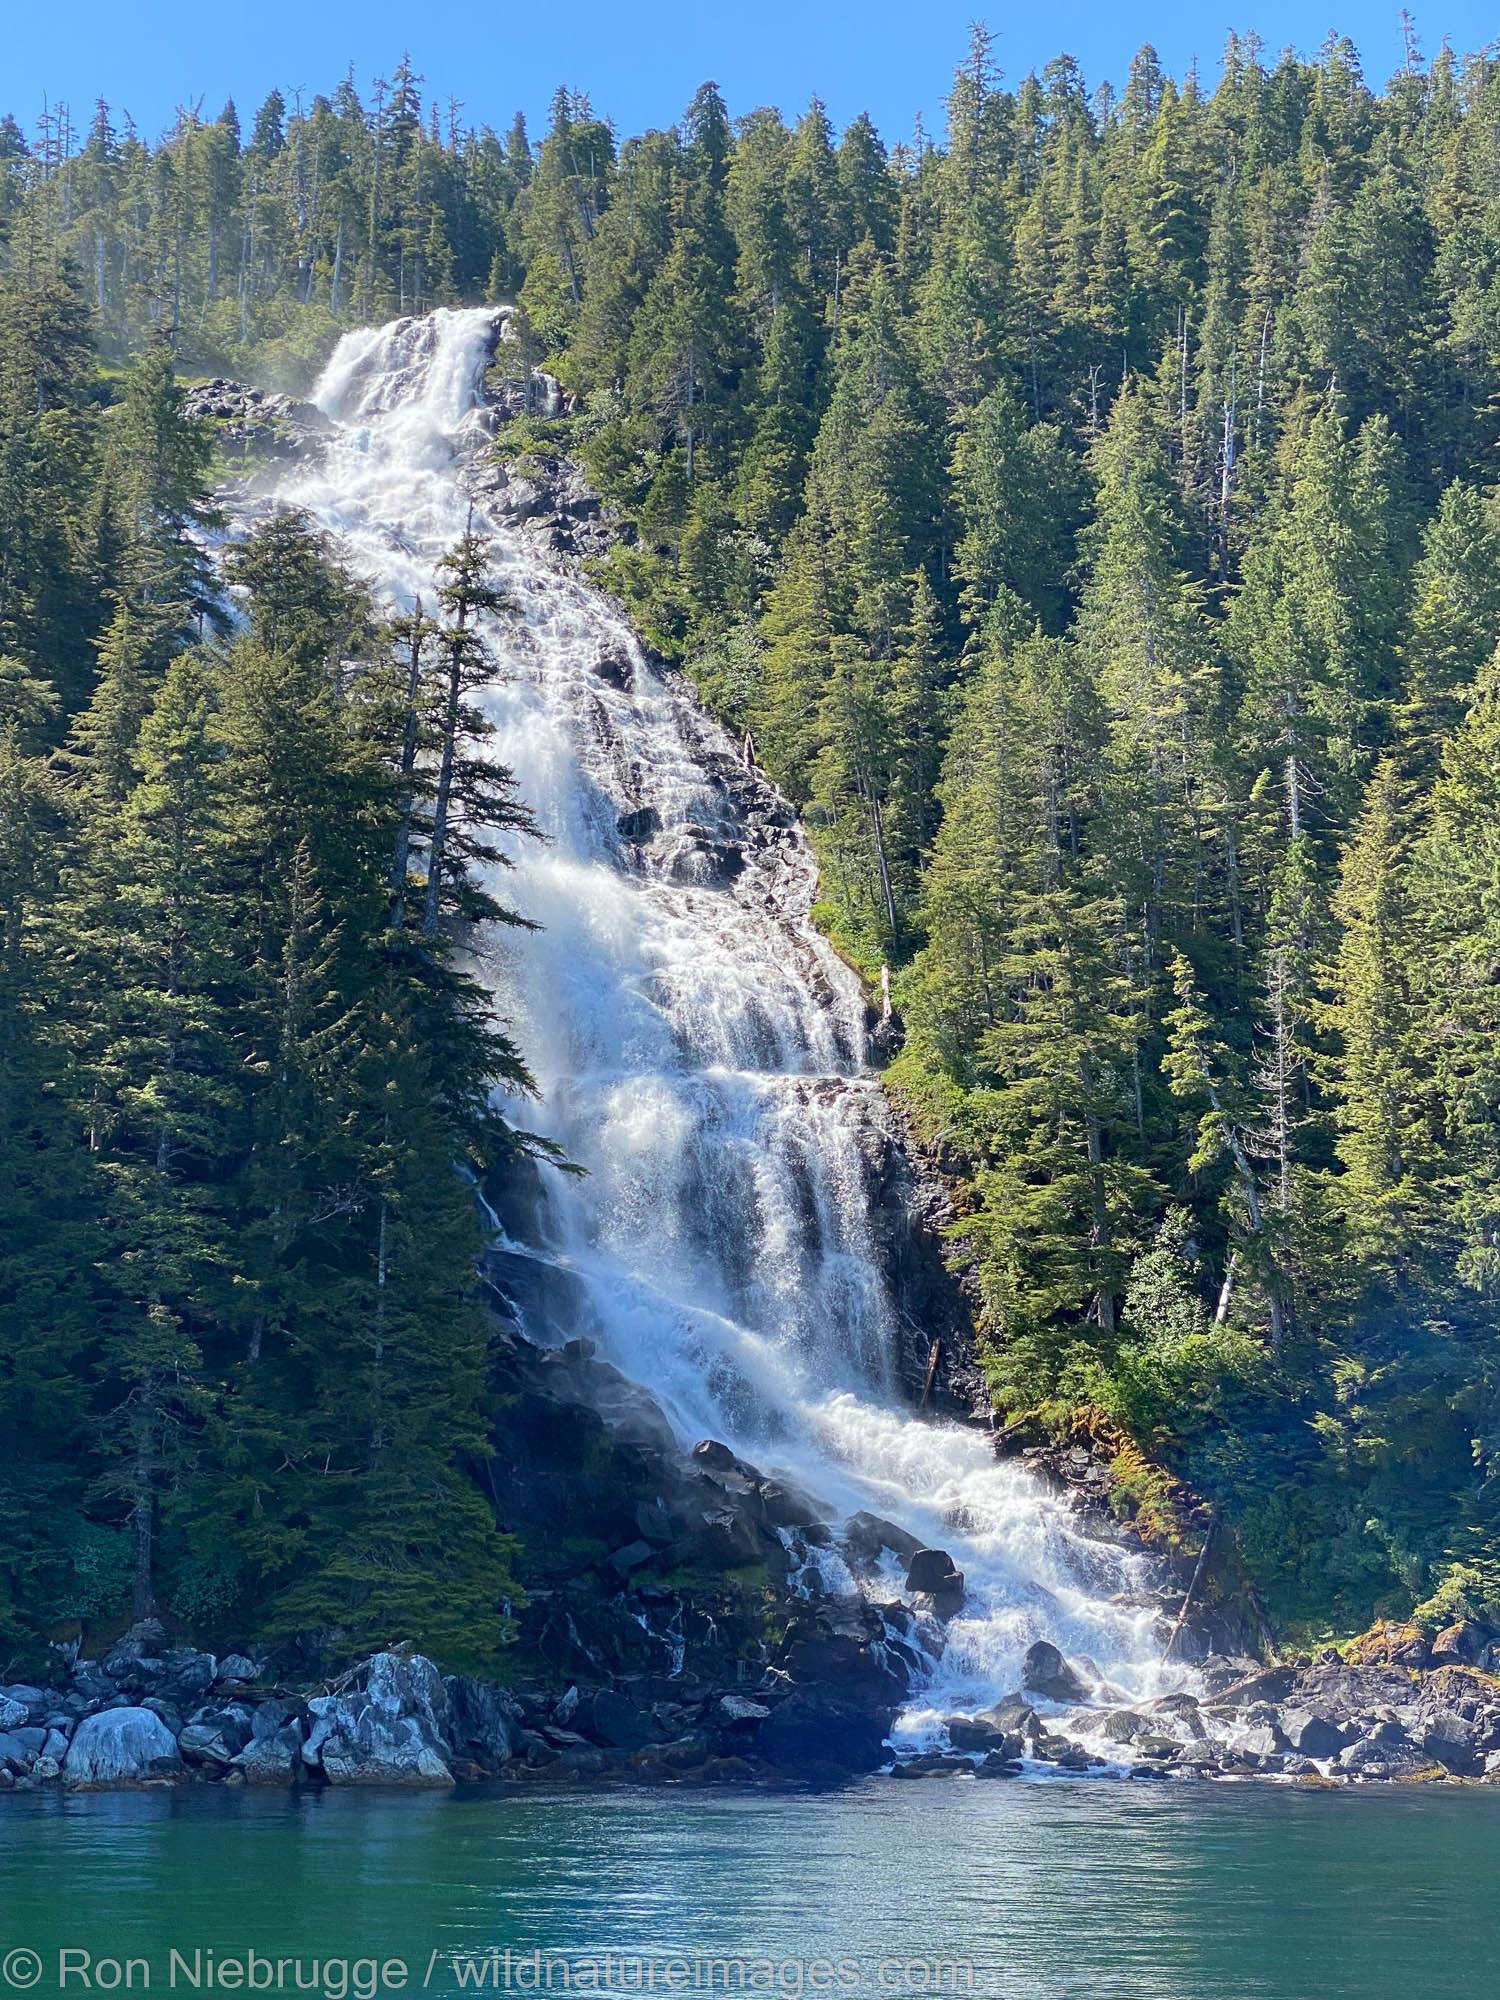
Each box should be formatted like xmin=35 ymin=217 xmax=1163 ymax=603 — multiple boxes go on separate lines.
xmin=261 ymin=306 xmax=1181 ymax=1745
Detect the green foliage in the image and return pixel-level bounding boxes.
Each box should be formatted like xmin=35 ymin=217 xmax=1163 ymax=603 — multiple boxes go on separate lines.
xmin=0 ymin=464 xmax=540 ymax=1663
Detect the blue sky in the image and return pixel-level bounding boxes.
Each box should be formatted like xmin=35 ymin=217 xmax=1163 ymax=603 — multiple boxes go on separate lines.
xmin=6 ymin=0 xmax=1498 ymax=148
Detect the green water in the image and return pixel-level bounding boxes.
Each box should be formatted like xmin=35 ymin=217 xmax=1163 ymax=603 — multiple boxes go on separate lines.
xmin=0 ymin=1781 xmax=1495 ymax=2000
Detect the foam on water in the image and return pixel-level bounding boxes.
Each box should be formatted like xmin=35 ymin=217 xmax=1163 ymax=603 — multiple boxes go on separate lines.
xmin=264 ymin=307 xmax=1179 ymax=1726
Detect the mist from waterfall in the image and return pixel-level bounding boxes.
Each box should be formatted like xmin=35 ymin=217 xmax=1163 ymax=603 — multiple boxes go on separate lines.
xmin=257 ymin=305 xmax=1178 ymax=1734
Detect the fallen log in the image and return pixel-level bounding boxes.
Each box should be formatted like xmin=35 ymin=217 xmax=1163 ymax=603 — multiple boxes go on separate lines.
xmin=1161 ymin=1510 xmax=1219 ymax=1664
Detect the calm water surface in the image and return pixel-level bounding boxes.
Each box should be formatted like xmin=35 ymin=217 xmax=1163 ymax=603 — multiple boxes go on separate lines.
xmin=1 ymin=1780 xmax=1495 ymax=2000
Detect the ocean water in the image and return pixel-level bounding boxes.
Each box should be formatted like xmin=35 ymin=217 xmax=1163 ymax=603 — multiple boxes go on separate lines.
xmin=1 ymin=1778 xmax=1495 ymax=2000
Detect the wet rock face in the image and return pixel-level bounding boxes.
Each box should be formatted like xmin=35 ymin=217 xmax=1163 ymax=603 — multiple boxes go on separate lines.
xmin=856 ymin=1105 xmax=987 ymax=1418
xmin=183 ymin=379 xmax=333 ymax=463
xmin=476 ymin=1321 xmax=919 ymax=1697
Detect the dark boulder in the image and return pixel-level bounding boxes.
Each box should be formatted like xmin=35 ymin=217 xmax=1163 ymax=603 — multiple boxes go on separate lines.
xmin=1340 ymin=1732 xmax=1440 ymax=1779
xmin=602 ymin=1540 xmax=657 ymax=1580
xmin=692 ymin=1439 xmax=761 ymax=1481
xmin=633 ymin=1499 xmax=675 ymax=1545
xmin=232 ymin=1726 xmax=303 ymax=1787
xmin=842 ymin=1512 xmax=924 ymax=1570
xmin=904 ymin=1548 xmax=961 ymax=1594
xmin=1022 ymin=1641 xmax=1092 ymax=1704
xmin=667 ymin=839 xmax=745 ymax=887
xmin=1197 ymin=1655 xmax=1263 ymax=1696
xmin=757 ymin=1694 xmax=889 ymax=1774
xmin=974 ymin=1751 xmax=1024 ymax=1778
xmin=617 ymin=807 xmax=661 ymax=843
xmin=582 ymin=1689 xmax=657 ymax=1751
xmin=782 ymin=1630 xmax=907 ymax=1701
xmin=760 ymin=1479 xmax=832 ymax=1531
xmin=444 ymin=1677 xmax=518 ymax=1770
xmin=1097 ymin=1709 xmax=1148 ymax=1745
xmin=691 ymin=1508 xmax=767 ymax=1568
xmin=982 ymin=1693 xmax=1037 ymax=1731
xmin=952 ymin=1712 xmax=1012 ymax=1744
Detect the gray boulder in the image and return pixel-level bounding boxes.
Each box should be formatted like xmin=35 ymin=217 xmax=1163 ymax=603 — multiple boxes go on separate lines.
xmin=1281 ymin=1709 xmax=1349 ymax=1758
xmin=250 ymin=1699 xmax=297 ymax=1740
xmin=308 ymin=1704 xmax=453 ymax=1787
xmin=491 ymin=474 xmax=547 ymax=523
xmin=1421 ymin=1709 xmax=1477 ymax=1772
xmin=233 ymin=1725 xmax=303 ymax=1787
xmin=1236 ymin=1723 xmax=1290 ymax=1759
xmin=1097 ymin=1709 xmax=1149 ymax=1744
xmin=0 ymin=1732 xmax=33 ymax=1771
xmin=716 ymin=1695 xmax=771 ymax=1726
xmin=178 ymin=1704 xmax=255 ymax=1767
xmin=65 ymin=1707 xmax=183 ymax=1788
xmin=160 ymin=1651 xmax=217 ymax=1704
xmin=1150 ymin=1692 xmax=1206 ymax=1735
xmin=1339 ymin=1730 xmax=1438 ymax=1779
xmin=367 ymin=1651 xmax=452 ymax=1739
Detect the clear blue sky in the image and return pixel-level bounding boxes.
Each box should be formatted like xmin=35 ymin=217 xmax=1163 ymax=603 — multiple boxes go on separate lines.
xmin=6 ymin=0 xmax=1497 ymax=149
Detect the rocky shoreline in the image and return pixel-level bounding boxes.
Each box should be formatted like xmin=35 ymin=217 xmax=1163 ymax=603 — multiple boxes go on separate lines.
xmin=6 ymin=1617 xmax=1500 ymax=1795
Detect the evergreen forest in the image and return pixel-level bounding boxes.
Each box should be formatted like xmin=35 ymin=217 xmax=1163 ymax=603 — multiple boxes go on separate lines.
xmin=5 ymin=27 xmax=1500 ymax=1658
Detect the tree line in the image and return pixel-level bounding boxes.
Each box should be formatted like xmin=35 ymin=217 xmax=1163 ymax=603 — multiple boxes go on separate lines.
xmin=0 ymin=283 xmax=558 ymax=1663
xmin=7 ymin=26 xmax=1500 ymax=1639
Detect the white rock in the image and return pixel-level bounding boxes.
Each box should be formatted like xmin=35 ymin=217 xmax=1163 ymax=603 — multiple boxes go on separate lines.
xmin=717 ymin=1696 xmax=772 ymax=1724
xmin=64 ymin=1707 xmax=183 ymax=1788
xmin=301 ymin=1654 xmax=456 ymax=1787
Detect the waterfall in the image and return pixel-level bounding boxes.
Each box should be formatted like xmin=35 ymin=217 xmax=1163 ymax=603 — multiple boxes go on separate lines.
xmin=261 ymin=306 xmax=1177 ymax=1736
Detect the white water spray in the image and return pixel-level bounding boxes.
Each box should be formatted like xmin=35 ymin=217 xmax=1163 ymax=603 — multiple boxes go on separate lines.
xmin=265 ymin=307 xmax=1178 ymax=1732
